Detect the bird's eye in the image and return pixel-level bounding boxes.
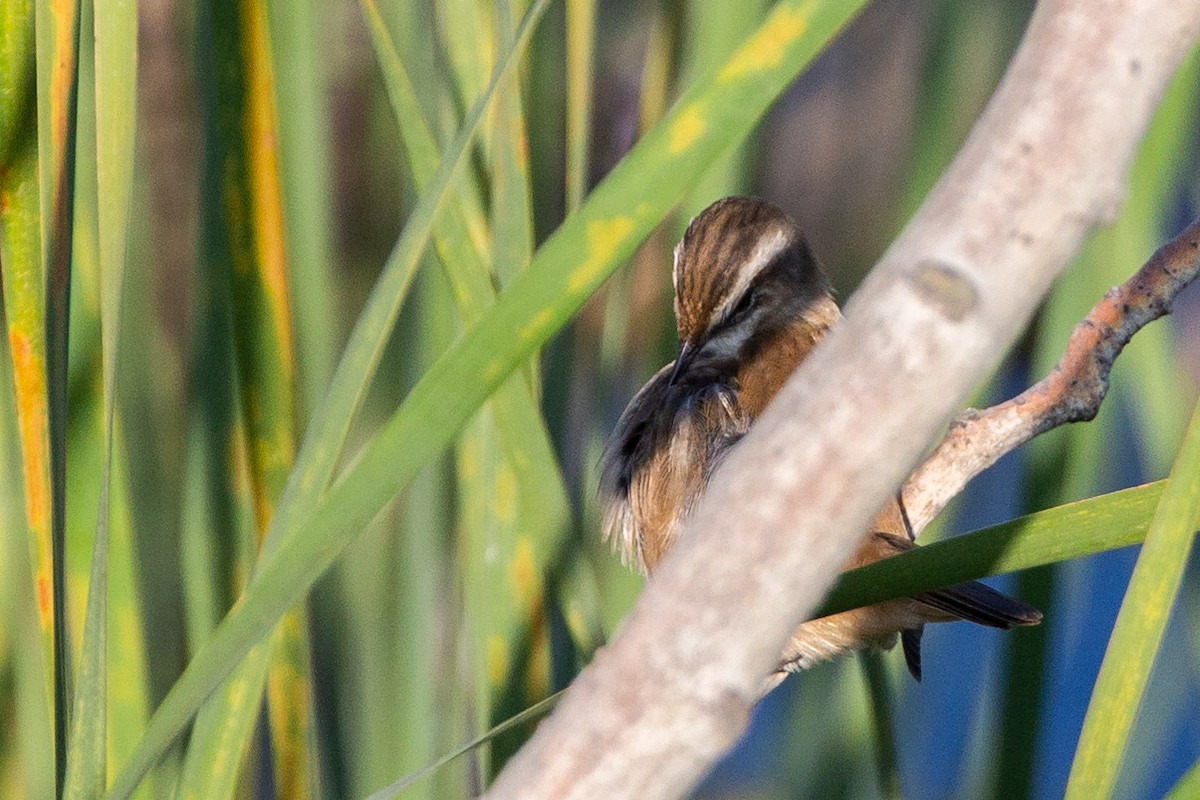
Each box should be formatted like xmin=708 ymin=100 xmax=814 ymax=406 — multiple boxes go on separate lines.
xmin=730 ymin=289 xmax=757 ymax=320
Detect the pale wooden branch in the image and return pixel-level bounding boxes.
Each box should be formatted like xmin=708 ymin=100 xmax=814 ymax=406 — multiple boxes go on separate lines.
xmin=903 ymin=216 xmax=1200 ymax=533
xmin=485 ymin=2 xmax=1200 ymax=799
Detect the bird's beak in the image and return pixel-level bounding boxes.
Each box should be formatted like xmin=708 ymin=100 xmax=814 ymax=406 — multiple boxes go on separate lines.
xmin=667 ymin=342 xmax=696 ymax=387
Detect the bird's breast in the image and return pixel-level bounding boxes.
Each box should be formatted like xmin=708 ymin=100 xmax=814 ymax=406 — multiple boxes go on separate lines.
xmin=735 ymin=319 xmax=827 ymax=418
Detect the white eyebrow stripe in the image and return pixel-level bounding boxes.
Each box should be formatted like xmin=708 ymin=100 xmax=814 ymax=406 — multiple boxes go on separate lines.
xmin=672 ymin=238 xmax=684 ymax=292
xmin=707 ymin=227 xmax=790 ymax=330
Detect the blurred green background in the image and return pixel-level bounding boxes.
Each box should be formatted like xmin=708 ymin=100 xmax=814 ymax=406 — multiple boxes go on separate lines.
xmin=2 ymin=0 xmax=1200 ymax=798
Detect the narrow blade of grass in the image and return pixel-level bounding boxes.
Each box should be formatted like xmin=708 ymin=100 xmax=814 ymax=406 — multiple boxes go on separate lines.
xmin=179 ymin=0 xmax=317 ymax=796
xmin=263 ymin=0 xmax=338 ymax=419
xmin=0 ymin=202 xmax=55 ymax=800
xmin=63 ymin=470 xmax=109 ymax=800
xmin=819 ymin=482 xmax=1163 ymax=617
xmin=436 ymin=0 xmax=494 ymax=140
xmin=1165 ymin=757 xmax=1200 ymax=800
xmin=106 ymin=4 xmax=869 ymax=794
xmin=564 ymin=0 xmax=595 ymax=211
xmin=366 ymin=689 xmax=564 ymax=800
xmin=860 ymin=650 xmax=903 ymax=800
xmin=0 ymin=12 xmax=55 ymax=784
xmin=62 ymin=0 xmax=137 ymax=793
xmin=0 ymin=0 xmax=36 ymax=168
xmin=491 ymin=0 xmax=534 ymax=289
xmin=34 ymin=0 xmax=81 ymax=788
xmin=1064 ymin=399 xmax=1200 ymax=799
xmin=177 ymin=214 xmax=257 ymax=656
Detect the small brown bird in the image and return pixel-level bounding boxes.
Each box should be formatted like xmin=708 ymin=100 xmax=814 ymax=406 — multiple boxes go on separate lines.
xmin=600 ymin=196 xmax=1041 ymax=682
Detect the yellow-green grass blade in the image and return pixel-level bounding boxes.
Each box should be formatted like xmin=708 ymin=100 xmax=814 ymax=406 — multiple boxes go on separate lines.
xmin=107 ymin=4 xmax=868 ymax=795
xmin=178 ymin=246 xmax=257 ymax=650
xmin=437 ymin=0 xmax=495 ymax=141
xmin=210 ymin=0 xmax=298 ymax=546
xmin=62 ymin=399 xmax=150 ymax=800
xmin=457 ymin=410 xmax=516 ymax=764
xmin=564 ymin=0 xmax=594 ymax=212
xmin=0 ymin=255 xmax=55 ymax=800
xmin=1165 ymin=758 xmax=1200 ymax=800
xmin=0 ymin=0 xmax=36 ymax=168
xmin=469 ymin=0 xmax=544 ymax=717
xmin=103 ymin=443 xmax=150 ymax=798
xmin=62 ymin=387 xmax=109 ymax=800
xmin=378 ymin=0 xmax=445 ymax=141
xmin=228 ymin=2 xmax=318 ymax=790
xmin=65 ymin=0 xmax=99 ymax=667
xmin=1064 ymin=399 xmax=1200 ymax=800
xmin=34 ymin=0 xmax=81 ymax=787
xmin=490 ymin=0 xmax=534 ymax=289
xmin=0 ymin=21 xmax=56 ymax=785
xmin=359 ymin=0 xmax=494 ymax=321
xmin=407 ymin=266 xmax=463 ymax=800
xmin=174 ymin=639 xmax=271 ymax=800
xmin=181 ymin=1 xmax=317 ymax=797
xmin=263 ymin=0 xmax=337 ymax=419
xmin=77 ymin=0 xmax=145 ymax=791
xmin=819 ymin=482 xmax=1162 ymax=617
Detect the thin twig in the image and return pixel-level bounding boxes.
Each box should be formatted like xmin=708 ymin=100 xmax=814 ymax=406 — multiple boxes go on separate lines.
xmin=903 ymin=217 xmax=1200 ymax=534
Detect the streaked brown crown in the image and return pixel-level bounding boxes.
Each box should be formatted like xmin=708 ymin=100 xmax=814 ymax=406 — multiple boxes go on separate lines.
xmin=673 ymin=196 xmax=826 ymax=347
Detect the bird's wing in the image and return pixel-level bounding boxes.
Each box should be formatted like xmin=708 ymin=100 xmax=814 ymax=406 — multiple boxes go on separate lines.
xmin=600 ymin=367 xmax=747 ymax=573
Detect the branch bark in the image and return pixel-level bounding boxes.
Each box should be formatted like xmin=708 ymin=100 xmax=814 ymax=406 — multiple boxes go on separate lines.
xmin=486 ymin=2 xmax=1200 ymax=798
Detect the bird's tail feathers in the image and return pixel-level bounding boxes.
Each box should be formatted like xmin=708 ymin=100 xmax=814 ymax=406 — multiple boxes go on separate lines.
xmin=917 ymin=580 xmax=1043 ymax=629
